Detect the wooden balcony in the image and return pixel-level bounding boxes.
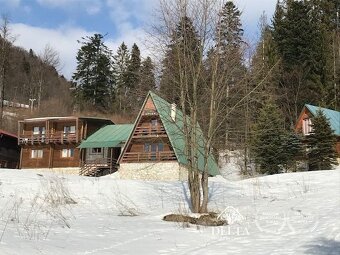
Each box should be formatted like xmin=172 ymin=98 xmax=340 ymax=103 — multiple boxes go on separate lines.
xmin=142 ymin=109 xmax=158 ymax=116
xmin=19 ymin=132 xmax=78 ymax=145
xmin=133 ymin=126 xmax=167 ymax=138
xmin=122 ymin=151 xmax=176 ymax=162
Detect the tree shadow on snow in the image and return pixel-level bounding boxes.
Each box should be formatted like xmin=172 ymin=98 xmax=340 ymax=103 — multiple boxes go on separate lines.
xmin=304 ymin=238 xmax=340 ymax=255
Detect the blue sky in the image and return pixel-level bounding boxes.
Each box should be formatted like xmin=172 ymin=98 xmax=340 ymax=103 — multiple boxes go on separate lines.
xmin=1 ymin=0 xmax=277 ymax=79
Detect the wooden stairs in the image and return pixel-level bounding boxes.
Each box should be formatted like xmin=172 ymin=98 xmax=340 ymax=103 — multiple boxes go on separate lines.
xmin=79 ymin=158 xmax=117 ymax=177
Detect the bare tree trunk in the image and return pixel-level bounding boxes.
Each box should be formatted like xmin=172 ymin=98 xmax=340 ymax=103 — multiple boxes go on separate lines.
xmin=0 ymin=15 xmax=12 ymax=129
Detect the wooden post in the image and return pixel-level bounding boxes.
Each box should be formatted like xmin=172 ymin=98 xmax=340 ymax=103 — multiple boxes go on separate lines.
xmin=19 ymin=146 xmax=23 ymax=169
xmin=110 ymin=148 xmax=113 ymax=174
xmin=80 ymin=123 xmax=84 ymax=141
xmin=46 ymin=119 xmax=49 ymax=144
xmin=76 ymin=118 xmax=79 ymax=143
xmin=17 ymin=121 xmax=21 ymax=145
xmin=84 ymin=121 xmax=88 ymax=139
xmin=48 ymin=144 xmax=53 ymax=168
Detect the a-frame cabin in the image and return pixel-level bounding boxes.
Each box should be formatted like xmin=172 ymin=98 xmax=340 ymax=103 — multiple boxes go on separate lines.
xmin=118 ymin=91 xmax=219 ymax=181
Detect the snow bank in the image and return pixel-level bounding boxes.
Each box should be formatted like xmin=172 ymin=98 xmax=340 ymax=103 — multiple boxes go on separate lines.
xmin=0 ymin=168 xmax=339 ymax=254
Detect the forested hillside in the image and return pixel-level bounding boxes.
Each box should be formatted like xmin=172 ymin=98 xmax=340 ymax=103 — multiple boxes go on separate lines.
xmin=0 ymin=18 xmax=73 ymax=133
xmin=1 ymin=0 xmax=339 ymax=172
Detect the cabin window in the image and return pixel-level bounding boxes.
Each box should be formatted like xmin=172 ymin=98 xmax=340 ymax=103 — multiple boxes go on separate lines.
xmin=151 ymin=119 xmax=158 ymax=126
xmin=302 ymin=118 xmax=312 ymax=135
xmin=64 ymin=126 xmax=76 ymax=134
xmin=144 ymin=143 xmax=150 ymax=152
xmin=33 ymin=126 xmax=45 ymax=135
xmin=31 ymin=149 xmax=43 ymax=158
xmin=144 ymin=143 xmax=164 ymax=152
xmin=61 ymin=148 xmax=74 ymax=158
xmin=90 ymin=148 xmax=102 ymax=155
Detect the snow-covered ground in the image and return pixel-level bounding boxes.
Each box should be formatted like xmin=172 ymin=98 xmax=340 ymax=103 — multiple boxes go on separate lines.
xmin=0 ymin=167 xmax=339 ymax=255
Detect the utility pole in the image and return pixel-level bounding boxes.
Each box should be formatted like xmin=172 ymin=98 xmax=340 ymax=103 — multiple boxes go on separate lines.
xmin=29 ymin=98 xmax=36 ymax=113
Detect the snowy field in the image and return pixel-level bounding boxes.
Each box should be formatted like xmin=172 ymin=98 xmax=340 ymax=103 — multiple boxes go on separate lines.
xmin=0 ymin=167 xmax=339 ymax=255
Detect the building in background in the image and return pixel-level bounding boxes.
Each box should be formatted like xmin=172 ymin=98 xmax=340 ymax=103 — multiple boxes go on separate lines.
xmin=18 ymin=116 xmax=112 ymax=174
xmin=0 ymin=130 xmax=20 ymax=169
xmin=296 ymin=104 xmax=340 ymax=156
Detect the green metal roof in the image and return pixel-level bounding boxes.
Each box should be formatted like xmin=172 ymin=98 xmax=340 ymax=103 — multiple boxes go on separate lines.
xmin=305 ymin=104 xmax=340 ymax=136
xmin=78 ymin=124 xmax=134 ymax=149
xmin=149 ymin=92 xmax=220 ymax=176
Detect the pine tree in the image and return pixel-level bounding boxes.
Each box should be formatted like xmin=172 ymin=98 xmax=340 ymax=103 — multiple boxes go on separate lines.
xmin=251 ymin=102 xmax=289 ymax=174
xmin=72 ymin=33 xmax=114 ymax=111
xmin=306 ymin=110 xmax=338 ymax=170
xmin=160 ymin=16 xmax=200 ymax=105
xmin=271 ymin=0 xmax=332 ymax=123
xmin=217 ymin=1 xmax=244 ymax=61
xmin=215 ymin=1 xmax=246 ymax=149
xmin=136 ymin=56 xmax=155 ymax=104
xmin=125 ymin=43 xmax=141 ymax=109
xmin=113 ymin=42 xmax=129 ymax=112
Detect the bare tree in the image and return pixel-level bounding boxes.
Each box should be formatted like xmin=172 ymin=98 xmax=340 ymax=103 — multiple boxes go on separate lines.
xmin=34 ymin=44 xmax=61 ymax=109
xmin=152 ymin=0 xmax=278 ymax=213
xmin=0 ymin=14 xmax=14 ymax=128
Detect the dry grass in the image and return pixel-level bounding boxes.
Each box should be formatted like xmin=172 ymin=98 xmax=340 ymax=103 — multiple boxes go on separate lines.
xmin=163 ymin=212 xmax=227 ymax=226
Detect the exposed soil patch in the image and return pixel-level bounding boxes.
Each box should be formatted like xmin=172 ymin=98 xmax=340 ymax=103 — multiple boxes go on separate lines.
xmin=163 ymin=212 xmax=227 ymax=226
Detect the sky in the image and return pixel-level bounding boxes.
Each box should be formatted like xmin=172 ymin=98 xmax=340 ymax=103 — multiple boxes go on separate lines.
xmin=1 ymin=0 xmax=277 ymax=80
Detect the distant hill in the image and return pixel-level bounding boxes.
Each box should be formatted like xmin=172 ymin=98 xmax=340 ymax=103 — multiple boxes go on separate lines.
xmin=1 ymin=38 xmax=73 ymax=132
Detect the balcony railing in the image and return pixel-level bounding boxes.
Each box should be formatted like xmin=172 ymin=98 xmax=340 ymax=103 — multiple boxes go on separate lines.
xmin=122 ymin=151 xmax=176 ymax=162
xmin=142 ymin=109 xmax=158 ymax=116
xmin=19 ymin=132 xmax=78 ymax=145
xmin=133 ymin=126 xmax=167 ymax=137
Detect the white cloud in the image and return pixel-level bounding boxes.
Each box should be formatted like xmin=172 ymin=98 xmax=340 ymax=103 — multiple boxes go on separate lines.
xmin=11 ymin=23 xmax=151 ymax=80
xmin=12 ymin=23 xmax=96 ymax=79
xmin=36 ymin=0 xmax=102 ymax=15
xmin=106 ymin=0 xmax=159 ymax=34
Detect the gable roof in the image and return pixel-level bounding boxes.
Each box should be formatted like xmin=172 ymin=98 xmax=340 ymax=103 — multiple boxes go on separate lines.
xmin=78 ymin=124 xmax=134 ymax=149
xmin=0 ymin=129 xmax=17 ymax=139
xmin=305 ymin=104 xmax=340 ymax=136
xmin=119 ymin=91 xmax=220 ymax=176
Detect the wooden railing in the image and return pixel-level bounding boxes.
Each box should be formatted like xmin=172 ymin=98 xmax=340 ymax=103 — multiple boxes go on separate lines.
xmin=19 ymin=132 xmax=78 ymax=145
xmin=122 ymin=151 xmax=176 ymax=162
xmin=80 ymin=158 xmax=117 ymax=176
xmin=142 ymin=109 xmax=158 ymax=116
xmin=133 ymin=126 xmax=166 ymax=137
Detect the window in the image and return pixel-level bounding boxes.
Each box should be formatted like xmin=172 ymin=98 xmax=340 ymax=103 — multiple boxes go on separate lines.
xmin=151 ymin=119 xmax=158 ymax=126
xmin=144 ymin=143 xmax=164 ymax=152
xmin=31 ymin=149 xmax=43 ymax=158
xmin=90 ymin=148 xmax=102 ymax=154
xmin=33 ymin=126 xmax=45 ymax=135
xmin=64 ymin=126 xmax=76 ymax=134
xmin=302 ymin=118 xmax=313 ymax=135
xmin=61 ymin=148 xmax=74 ymax=158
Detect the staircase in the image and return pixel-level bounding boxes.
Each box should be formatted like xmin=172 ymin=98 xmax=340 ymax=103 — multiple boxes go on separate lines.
xmin=80 ymin=158 xmax=117 ymax=177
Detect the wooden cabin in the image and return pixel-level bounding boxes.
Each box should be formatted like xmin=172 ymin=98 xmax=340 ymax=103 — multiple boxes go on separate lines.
xmin=0 ymin=130 xmax=20 ymax=168
xmin=118 ymin=92 xmax=219 ymax=181
xmin=78 ymin=124 xmax=133 ymax=176
xmin=18 ymin=116 xmax=113 ymax=173
xmin=296 ymin=104 xmax=340 ymax=157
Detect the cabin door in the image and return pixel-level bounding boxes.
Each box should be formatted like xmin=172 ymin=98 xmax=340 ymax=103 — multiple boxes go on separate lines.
xmin=151 ymin=144 xmax=157 ymax=161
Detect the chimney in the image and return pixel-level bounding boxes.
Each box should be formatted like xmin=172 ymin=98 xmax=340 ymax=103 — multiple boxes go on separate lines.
xmin=171 ymin=103 xmax=176 ymax=121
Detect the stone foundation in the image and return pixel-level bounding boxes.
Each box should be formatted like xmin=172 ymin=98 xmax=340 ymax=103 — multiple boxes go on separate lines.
xmin=119 ymin=162 xmax=187 ymax=181
xmin=21 ymin=167 xmax=80 ymax=175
